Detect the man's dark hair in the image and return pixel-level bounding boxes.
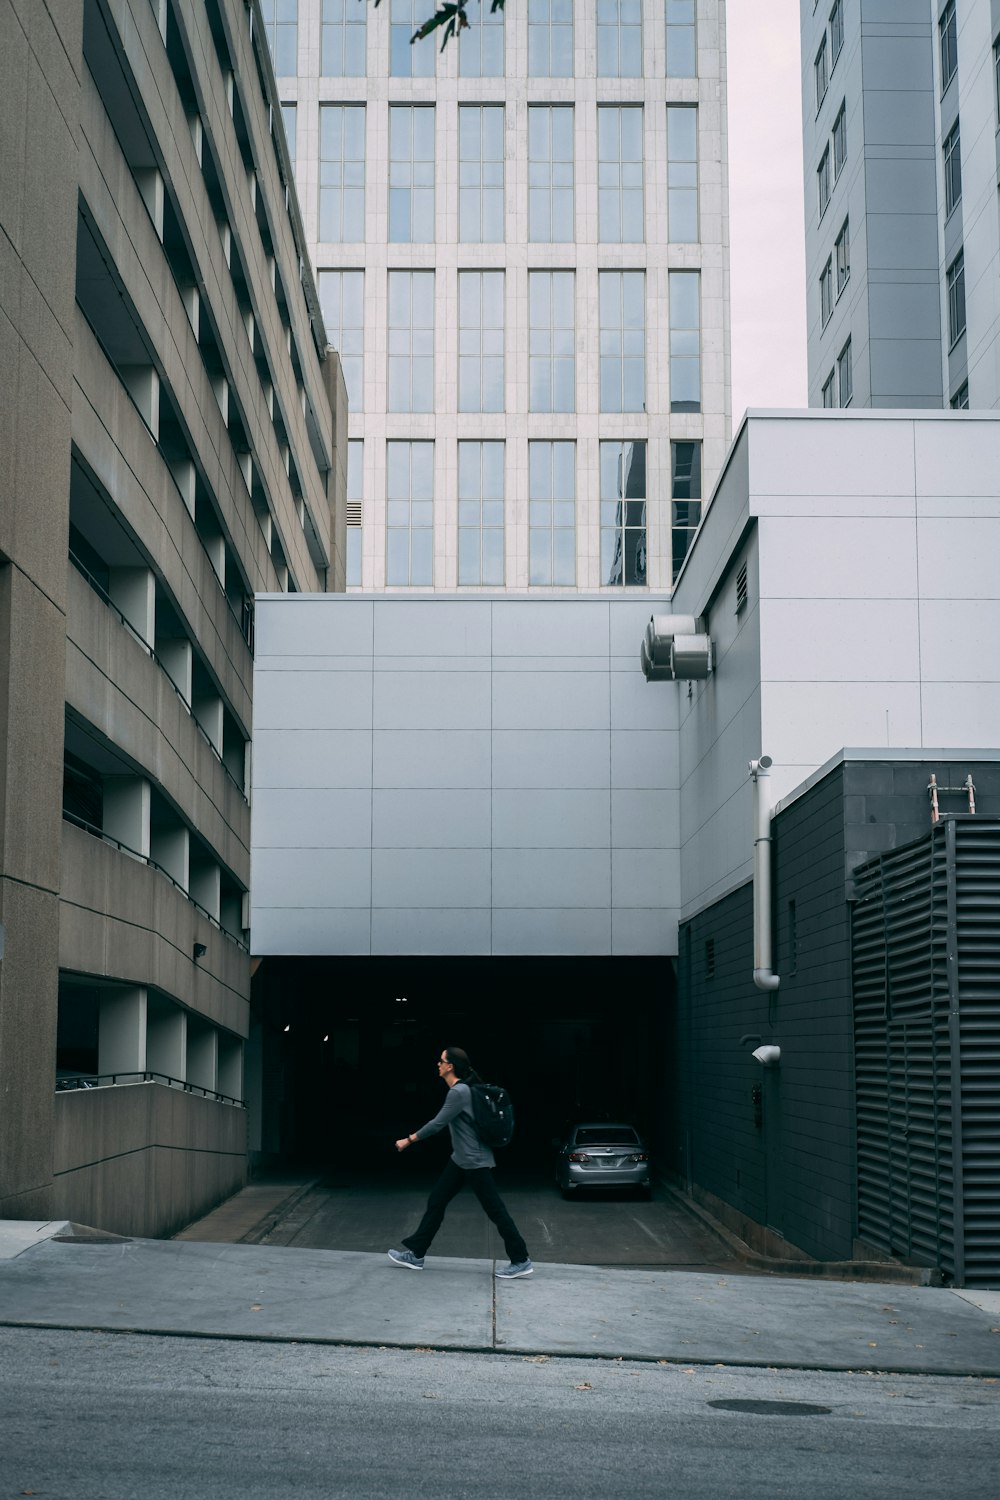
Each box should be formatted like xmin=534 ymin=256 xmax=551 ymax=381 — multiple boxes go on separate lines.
xmin=444 ymin=1046 xmax=482 ymax=1085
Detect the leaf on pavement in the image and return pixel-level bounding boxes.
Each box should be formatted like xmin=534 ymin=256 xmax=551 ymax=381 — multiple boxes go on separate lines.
xmin=523 ymin=1355 xmax=549 ymax=1364
xmin=250 ymin=1304 xmax=263 ymax=1312
xmin=574 ymin=1382 xmax=593 ymax=1391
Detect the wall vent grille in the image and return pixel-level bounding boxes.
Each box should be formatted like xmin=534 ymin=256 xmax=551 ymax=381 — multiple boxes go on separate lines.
xmin=851 ymin=817 xmax=1000 ymax=1287
xmin=735 ymin=560 xmax=748 ymax=612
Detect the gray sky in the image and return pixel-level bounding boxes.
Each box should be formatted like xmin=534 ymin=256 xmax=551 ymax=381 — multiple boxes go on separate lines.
xmin=727 ymin=0 xmax=809 ymax=423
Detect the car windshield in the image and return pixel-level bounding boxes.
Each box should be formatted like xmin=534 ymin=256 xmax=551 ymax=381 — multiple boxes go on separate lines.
xmin=574 ymin=1127 xmax=640 ymax=1147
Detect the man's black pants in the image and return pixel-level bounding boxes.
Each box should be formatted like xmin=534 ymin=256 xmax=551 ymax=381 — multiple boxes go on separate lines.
xmin=402 ymin=1160 xmax=529 ymax=1264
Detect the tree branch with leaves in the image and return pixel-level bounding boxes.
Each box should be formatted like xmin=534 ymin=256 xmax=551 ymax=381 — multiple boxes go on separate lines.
xmin=371 ymin=0 xmax=506 ymax=51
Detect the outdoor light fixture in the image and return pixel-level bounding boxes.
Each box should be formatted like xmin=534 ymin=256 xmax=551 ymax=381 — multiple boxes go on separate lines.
xmin=283 ymin=1025 xmax=290 ymax=1033
xmin=192 ymin=942 xmax=207 ymax=960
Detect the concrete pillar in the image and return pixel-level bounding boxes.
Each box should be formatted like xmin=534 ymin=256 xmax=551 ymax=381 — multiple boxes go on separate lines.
xmin=180 ymin=285 xmax=200 ymax=341
xmin=238 ymin=451 xmax=252 ymax=492
xmin=98 ymin=986 xmax=147 ymax=1080
xmin=188 ymin=112 xmax=203 ymax=165
xmin=169 ymin=457 xmax=197 ymax=520
xmin=120 ymin=365 xmax=159 ymax=440
xmin=157 ymin=638 xmax=192 ymax=703
xmin=222 ymin=724 xmax=246 ymax=790
xmin=217 ymin=1033 xmax=243 ymax=1103
xmin=212 ymin=374 xmax=229 ymax=424
xmin=187 ymin=1021 xmax=218 ymax=1094
xmin=109 ymin=566 xmax=155 ymax=648
xmin=189 ymin=861 xmax=221 ymax=921
xmin=244 ymin=308 xmax=255 ymax=347
xmin=150 ymin=823 xmax=189 ymax=891
xmin=152 ymin=0 xmax=167 ymax=42
xmin=204 ymin=533 xmax=226 ymax=586
xmin=272 ymin=561 xmax=288 ymax=592
xmin=146 ymin=999 xmax=186 ymax=1085
xmin=103 ymin=776 xmax=150 ymax=859
xmin=259 ymin=512 xmax=272 ymax=550
xmin=263 ymin=379 xmax=273 ymax=417
xmin=134 ymin=167 xmax=164 ymax=240
xmin=193 ymin=692 xmax=224 ymax=754
xmin=221 ymin=890 xmax=244 ymax=940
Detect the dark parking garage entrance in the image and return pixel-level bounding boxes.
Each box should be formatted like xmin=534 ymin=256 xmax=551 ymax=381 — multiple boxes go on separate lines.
xmin=247 ymin=957 xmax=739 ymax=1270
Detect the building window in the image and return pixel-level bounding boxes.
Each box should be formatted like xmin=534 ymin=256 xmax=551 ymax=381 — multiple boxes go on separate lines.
xmin=529 ymin=270 xmax=575 ymax=413
xmin=281 ymin=104 xmax=296 ymax=166
xmin=820 ymin=257 xmax=833 ymax=327
xmin=529 ymin=441 xmax=576 ymax=586
xmin=346 ymin=439 xmax=363 ymax=586
xmin=815 ymin=35 xmax=829 ymax=110
xmin=666 ymin=0 xmax=696 ymax=78
xmin=600 ymin=441 xmax=646 ymax=587
xmin=528 ymin=106 xmax=574 ymax=243
xmin=461 ymin=1 xmax=504 ymax=76
xmin=388 ymin=270 xmax=434 ymax=412
xmin=458 ymin=442 xmax=505 ymax=586
xmin=391 ymin=0 xmax=434 ymax=76
xmin=599 ymin=271 xmax=645 ymax=413
xmin=947 ymin=250 xmax=966 ymax=346
xmin=821 ymin=368 xmax=836 ymax=407
xmin=837 ymin=337 xmax=852 ymax=406
xmin=666 ymin=105 xmax=699 ymax=243
xmin=321 ymin=0 xmax=365 ymax=76
xmin=829 ymin=0 xmax=844 ymax=68
xmin=835 ymin=217 xmax=850 ymax=295
xmin=317 ymin=270 xmax=364 ymax=411
xmin=319 ymin=106 xmax=365 ymax=242
xmin=597 ymin=0 xmax=642 ymax=79
xmin=817 ymin=145 xmax=831 ymax=219
xmin=386 ymin=441 xmax=433 ymax=586
xmin=389 ymin=106 xmax=435 ymax=243
xmin=943 ymin=120 xmax=962 ymax=217
xmin=458 ymin=271 xmax=504 ymax=414
xmin=260 ymin=0 xmax=297 ymax=74
xmin=598 ymin=106 xmax=644 ymax=243
xmin=459 ymin=106 xmax=504 ymax=243
xmin=950 ymin=380 xmax=969 ymax=409
xmin=832 ymin=101 xmax=847 ymax=179
xmin=670 ymin=440 xmax=701 ymax=582
xmin=528 ymin=0 xmax=573 ymax=77
xmin=939 ymin=1 xmax=958 ymax=93
xmin=669 ymin=269 xmax=701 ymax=412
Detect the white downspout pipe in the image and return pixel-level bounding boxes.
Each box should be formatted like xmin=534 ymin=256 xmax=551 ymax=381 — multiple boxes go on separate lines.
xmin=749 ymin=756 xmax=780 ymax=992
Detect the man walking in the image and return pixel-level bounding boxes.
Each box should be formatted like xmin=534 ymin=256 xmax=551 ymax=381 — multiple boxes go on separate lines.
xmin=388 ymin=1046 xmax=533 ymax=1279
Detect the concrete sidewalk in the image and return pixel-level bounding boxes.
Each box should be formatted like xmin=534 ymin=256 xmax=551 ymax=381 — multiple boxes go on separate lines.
xmin=0 ymin=1221 xmax=998 ymax=1376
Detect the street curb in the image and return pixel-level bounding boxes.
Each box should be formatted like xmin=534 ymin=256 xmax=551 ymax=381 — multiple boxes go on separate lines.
xmin=1 ymin=1318 xmax=996 ymax=1379
xmin=657 ymin=1179 xmax=940 ymax=1286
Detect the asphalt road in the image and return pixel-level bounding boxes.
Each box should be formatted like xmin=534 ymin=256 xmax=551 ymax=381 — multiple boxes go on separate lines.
xmin=3 ymin=1328 xmax=998 ymax=1500
xmin=259 ymin=1158 xmax=743 ymax=1271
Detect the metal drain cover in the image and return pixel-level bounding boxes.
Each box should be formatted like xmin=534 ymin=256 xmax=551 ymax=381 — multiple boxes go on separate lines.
xmin=707 ymin=1399 xmax=832 ymax=1417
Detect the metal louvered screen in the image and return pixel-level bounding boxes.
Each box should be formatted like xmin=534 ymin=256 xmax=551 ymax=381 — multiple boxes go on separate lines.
xmin=852 ymin=817 xmax=1000 ymax=1287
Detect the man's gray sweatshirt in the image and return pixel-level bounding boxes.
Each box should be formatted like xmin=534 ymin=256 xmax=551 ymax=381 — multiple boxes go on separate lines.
xmin=414 ymin=1081 xmax=495 ymax=1169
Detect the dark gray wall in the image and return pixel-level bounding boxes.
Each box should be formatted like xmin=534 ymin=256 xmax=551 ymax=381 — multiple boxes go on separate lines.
xmin=679 ymin=757 xmax=1000 ymax=1263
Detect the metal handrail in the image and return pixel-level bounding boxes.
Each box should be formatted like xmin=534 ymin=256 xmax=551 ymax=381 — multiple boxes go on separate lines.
xmin=69 ymin=550 xmax=249 ymax=803
xmin=55 ymin=1070 xmax=244 ymax=1107
xmin=62 ymin=811 xmax=249 ymax=953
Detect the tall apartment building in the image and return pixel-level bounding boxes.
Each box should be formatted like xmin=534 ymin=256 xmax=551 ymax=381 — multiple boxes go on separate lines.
xmin=0 ymin=0 xmax=346 ymax=1234
xmin=265 ymin=0 xmax=730 ymax=593
xmin=801 ymin=0 xmax=1000 ymax=410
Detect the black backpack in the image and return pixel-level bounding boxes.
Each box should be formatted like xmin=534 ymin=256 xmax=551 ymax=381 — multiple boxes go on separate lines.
xmin=466 ymin=1081 xmax=515 ymax=1148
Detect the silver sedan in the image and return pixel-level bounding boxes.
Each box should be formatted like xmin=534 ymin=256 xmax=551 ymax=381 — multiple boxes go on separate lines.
xmin=555 ymin=1123 xmax=652 ymax=1197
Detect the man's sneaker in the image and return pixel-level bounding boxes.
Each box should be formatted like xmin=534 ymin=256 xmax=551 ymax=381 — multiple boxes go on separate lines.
xmin=387 ymin=1247 xmax=425 ymax=1270
xmin=495 ymin=1259 xmax=534 ymax=1279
